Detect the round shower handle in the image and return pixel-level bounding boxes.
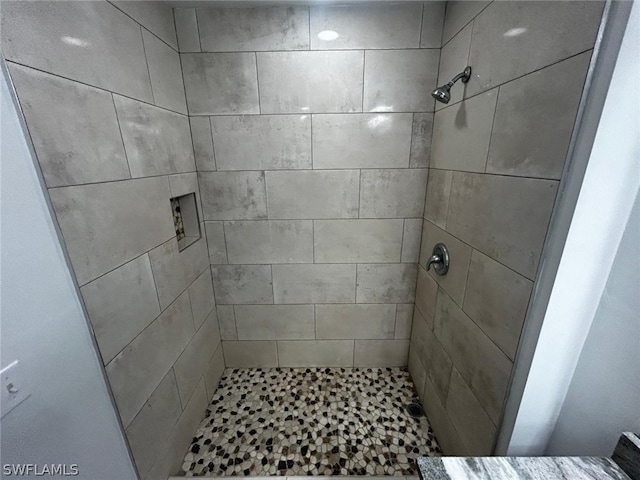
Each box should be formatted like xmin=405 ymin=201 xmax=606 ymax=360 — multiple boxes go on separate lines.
xmin=426 ymin=243 xmax=450 ymax=275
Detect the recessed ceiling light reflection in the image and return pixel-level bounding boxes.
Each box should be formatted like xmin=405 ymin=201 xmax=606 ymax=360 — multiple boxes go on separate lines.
xmin=367 ymin=115 xmax=390 ymax=129
xmin=317 ymin=30 xmax=339 ymax=41
xmin=371 ymin=106 xmax=393 ymax=113
xmin=61 ymin=36 xmax=90 ymax=47
xmin=503 ymin=27 xmax=527 ymax=37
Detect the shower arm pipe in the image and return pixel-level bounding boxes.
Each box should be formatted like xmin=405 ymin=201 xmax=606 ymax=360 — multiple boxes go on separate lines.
xmin=449 ymin=66 xmax=472 ymax=87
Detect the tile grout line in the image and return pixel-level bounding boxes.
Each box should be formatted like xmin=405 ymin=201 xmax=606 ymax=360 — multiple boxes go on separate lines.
xmin=393 ymin=303 xmax=399 ymax=339
xmin=307 ymin=6 xmax=311 ymax=51
xmin=483 ymin=85 xmax=501 ymax=173
xmin=418 ymin=2 xmax=425 ymax=47
xmin=440 ymin=0 xmax=494 ymax=50
xmin=401 ymin=218 xmax=408 ymax=263
xmin=437 ymin=47 xmax=594 ymax=114
xmin=361 ymin=50 xmax=366 ymax=112
xmin=208 ymin=116 xmax=218 ymax=170
xmin=232 ymin=305 xmax=239 ymax=341
xmin=110 ymin=93 xmax=133 ymax=179
xmin=194 ymin=7 xmax=203 ymax=52
xmin=139 ymin=25 xmax=156 ymax=105
xmin=106 ymin=0 xmax=179 ymax=53
xmin=182 ymin=47 xmax=441 ymax=55
xmin=255 ymin=52 xmax=262 ymax=114
xmin=5 ymin=60 xmax=189 ymax=117
xmin=312 ymin=220 xmax=316 ymax=263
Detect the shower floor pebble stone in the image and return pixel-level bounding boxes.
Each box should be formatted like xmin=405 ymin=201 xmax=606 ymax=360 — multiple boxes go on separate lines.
xmin=180 ymin=367 xmax=440 ymax=477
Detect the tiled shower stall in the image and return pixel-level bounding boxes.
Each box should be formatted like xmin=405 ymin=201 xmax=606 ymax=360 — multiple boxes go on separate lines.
xmin=1 ymin=1 xmax=603 ymax=478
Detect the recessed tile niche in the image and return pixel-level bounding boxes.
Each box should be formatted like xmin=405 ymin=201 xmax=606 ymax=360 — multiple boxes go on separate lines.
xmin=170 ymin=193 xmax=201 ymax=251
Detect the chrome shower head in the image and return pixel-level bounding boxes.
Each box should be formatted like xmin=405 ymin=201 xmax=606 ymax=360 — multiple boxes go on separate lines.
xmin=431 ymin=66 xmax=472 ymax=104
xmin=431 ymin=85 xmax=452 ymax=104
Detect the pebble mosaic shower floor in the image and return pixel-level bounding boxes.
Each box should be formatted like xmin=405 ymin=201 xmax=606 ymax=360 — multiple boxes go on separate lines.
xmin=180 ymin=367 xmax=440 ymax=477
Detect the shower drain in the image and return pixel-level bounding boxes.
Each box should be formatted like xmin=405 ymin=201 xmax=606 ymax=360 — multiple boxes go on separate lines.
xmin=406 ymin=403 xmax=425 ymax=418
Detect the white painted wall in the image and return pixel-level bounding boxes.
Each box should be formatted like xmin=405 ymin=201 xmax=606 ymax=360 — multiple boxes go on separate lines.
xmin=0 ymin=67 xmax=137 ymax=479
xmin=508 ymin=0 xmax=640 ymax=455
xmin=546 ymin=190 xmax=640 ymax=455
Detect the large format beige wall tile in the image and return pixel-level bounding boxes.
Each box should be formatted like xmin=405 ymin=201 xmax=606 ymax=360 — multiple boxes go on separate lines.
xmin=111 ymin=1 xmax=177 ymax=49
xmin=197 ymin=7 xmax=309 ymax=52
xmin=114 ymin=96 xmax=195 ymax=177
xmin=446 ymin=368 xmax=496 ymax=455
xmin=316 ymin=304 xmax=396 ymax=340
xmin=49 ymin=177 xmax=174 ymax=285
xmin=354 ymin=340 xmax=410 ymax=367
xmin=216 ymin=306 xmax=237 ymax=340
xmin=125 ymin=371 xmax=182 ymax=478
xmin=393 ymin=303 xmax=414 ymax=340
xmin=211 ymin=265 xmax=273 ymax=305
xmin=411 ymin=306 xmax=452 ymax=403
xmin=312 ymin=113 xmax=412 ymax=169
xmin=257 ymin=51 xmax=364 ymax=113
xmin=1 ymin=1 xmax=153 ymax=102
xmin=106 ymin=291 xmax=195 ymax=427
xmin=409 ymin=113 xmax=434 ymax=168
xmin=81 ymin=254 xmax=160 ymax=364
xmin=145 ymin=380 xmax=207 ymax=480
xmin=204 ymin=345 xmax=225 ymax=399
xmin=188 ymin=269 xmax=216 ymax=330
xmin=463 ymin=250 xmax=533 ymax=360
xmin=149 ymin=239 xmax=188 ymax=311
xmin=224 ymin=220 xmax=313 ymax=264
xmin=408 ymin=347 xmax=426 ymax=399
xmin=173 ymin=311 xmax=221 ymax=404
xmin=467 ymin=1 xmax=603 ymax=96
xmin=211 ymin=115 xmax=311 ymax=170
xmin=179 ymin=234 xmax=210 ymax=285
xmin=420 ymin=2 xmax=446 ymax=49
xmin=174 ymin=8 xmax=200 ymax=52
xmin=401 ymin=219 xmax=423 ymax=263
xmin=7 ymin=64 xmax=129 ymax=188
xmin=487 ymin=52 xmax=591 ymax=180
xmin=415 ymin=267 xmax=438 ymax=326
xmin=204 ymin=222 xmax=227 ymax=264
xmin=314 ymin=220 xmax=403 ymax=263
xmin=447 ymin=172 xmax=558 ymax=279
xmin=434 ymin=290 xmax=512 ymax=424
xmin=360 ymin=169 xmax=428 ymax=218
xmin=265 ymin=170 xmax=359 ymax=219
xmin=356 ymin=264 xmax=417 ymax=304
xmin=310 ymin=4 xmax=422 ymax=50
xmin=190 ymin=117 xmax=215 ymax=171
xmin=424 ymin=169 xmax=453 ymax=228
xmin=419 ymin=220 xmax=472 ymax=306
xmin=199 ymin=171 xmax=267 ymax=220
xmin=435 ymin=23 xmax=472 ymax=109
xmin=223 ymin=341 xmax=278 ymax=367
xmin=272 ymin=264 xmax=356 ymax=304
xmin=430 ymin=90 xmax=498 ymax=172
xmin=182 ymin=53 xmax=259 ymax=115
xmin=441 ymin=1 xmax=490 ymax=45
xmin=278 ymin=340 xmax=354 ymax=367
xmin=234 ymin=305 xmax=315 ymax=340
xmin=363 ymin=49 xmax=439 ymax=112
xmin=422 ymin=374 xmax=469 ymax=455
xmin=142 ymin=29 xmax=187 ymax=114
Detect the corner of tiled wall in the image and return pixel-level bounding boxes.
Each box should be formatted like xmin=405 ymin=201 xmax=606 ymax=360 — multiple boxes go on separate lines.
xmin=408 ymin=0 xmax=605 ymax=457
xmin=1 ymin=2 xmax=224 ymax=478
xmin=175 ymin=2 xmax=447 ymax=372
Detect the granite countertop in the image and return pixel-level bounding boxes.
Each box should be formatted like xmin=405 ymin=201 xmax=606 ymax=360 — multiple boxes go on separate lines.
xmin=417 ymin=456 xmax=631 ymax=480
